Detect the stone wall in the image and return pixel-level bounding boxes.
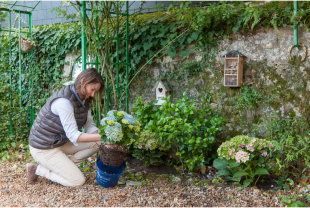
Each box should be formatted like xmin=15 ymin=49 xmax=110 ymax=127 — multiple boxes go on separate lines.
xmin=128 ymin=27 xmax=310 ymax=142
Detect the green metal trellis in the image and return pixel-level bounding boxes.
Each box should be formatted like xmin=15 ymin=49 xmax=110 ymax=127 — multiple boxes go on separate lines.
xmin=0 ymin=1 xmax=40 ymax=134
xmin=80 ymin=1 xmax=130 ymax=124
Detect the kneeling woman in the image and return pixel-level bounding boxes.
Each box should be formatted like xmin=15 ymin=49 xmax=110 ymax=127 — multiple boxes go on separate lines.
xmin=27 ymin=68 xmax=104 ymax=186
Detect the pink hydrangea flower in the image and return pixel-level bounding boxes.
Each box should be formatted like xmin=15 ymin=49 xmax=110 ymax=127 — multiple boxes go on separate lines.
xmin=228 ymin=147 xmax=235 ymax=157
xmin=261 ymin=151 xmax=268 ymax=157
xmin=235 ymin=150 xmax=250 ymax=163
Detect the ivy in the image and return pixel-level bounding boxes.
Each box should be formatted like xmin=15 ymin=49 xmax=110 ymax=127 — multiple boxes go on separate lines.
xmin=0 ymin=22 xmax=81 ymax=151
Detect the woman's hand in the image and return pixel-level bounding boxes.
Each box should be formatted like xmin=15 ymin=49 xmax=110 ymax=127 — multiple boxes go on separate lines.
xmin=95 ymin=141 xmax=101 ymax=146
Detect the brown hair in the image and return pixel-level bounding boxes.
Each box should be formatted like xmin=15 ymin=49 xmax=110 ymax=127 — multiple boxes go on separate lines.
xmin=74 ymin=68 xmax=104 ymax=105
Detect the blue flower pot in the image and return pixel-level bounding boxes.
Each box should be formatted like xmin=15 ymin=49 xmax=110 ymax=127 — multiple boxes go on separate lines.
xmin=96 ymin=156 xmax=126 ymax=188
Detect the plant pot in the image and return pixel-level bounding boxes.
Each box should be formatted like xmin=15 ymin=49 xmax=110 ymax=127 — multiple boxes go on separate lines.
xmin=99 ymin=143 xmax=127 ymax=167
xmin=19 ymin=39 xmax=38 ymax=53
xmin=96 ymin=156 xmax=126 ymax=188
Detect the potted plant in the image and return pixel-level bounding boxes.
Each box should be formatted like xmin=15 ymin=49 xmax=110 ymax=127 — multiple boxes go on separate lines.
xmin=98 ymin=110 xmax=140 ymax=167
xmin=19 ymin=38 xmax=39 ymax=53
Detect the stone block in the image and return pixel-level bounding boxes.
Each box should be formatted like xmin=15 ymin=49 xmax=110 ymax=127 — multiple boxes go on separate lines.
xmin=32 ymin=19 xmax=43 ymax=26
xmin=172 ymin=177 xmax=181 ymax=183
xmin=31 ymin=11 xmax=38 ymax=20
xmin=126 ymin=181 xmax=142 ymax=186
xmin=63 ymin=51 xmax=81 ymax=77
xmin=41 ymin=1 xmax=52 ymax=10
xmin=51 ymin=18 xmax=62 ymax=24
xmin=265 ymin=43 xmax=272 ymax=49
xmin=42 ymin=19 xmax=52 ymax=25
xmin=38 ymin=10 xmax=47 ymax=19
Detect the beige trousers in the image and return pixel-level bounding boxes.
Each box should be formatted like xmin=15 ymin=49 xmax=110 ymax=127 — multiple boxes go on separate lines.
xmin=29 ymin=142 xmax=99 ymax=187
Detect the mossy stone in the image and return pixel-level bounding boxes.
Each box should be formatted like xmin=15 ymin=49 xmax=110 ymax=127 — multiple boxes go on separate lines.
xmin=198 ymin=179 xmax=210 ymax=186
xmin=157 ymin=174 xmax=169 ymax=179
xmin=146 ymin=173 xmax=157 ymax=179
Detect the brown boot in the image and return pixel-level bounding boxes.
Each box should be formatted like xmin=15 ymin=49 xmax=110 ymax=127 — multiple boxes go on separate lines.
xmin=26 ymin=163 xmax=39 ymax=184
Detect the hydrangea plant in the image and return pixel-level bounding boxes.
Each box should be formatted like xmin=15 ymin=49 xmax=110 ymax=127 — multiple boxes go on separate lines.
xmin=133 ymin=130 xmax=169 ymax=151
xmin=214 ymin=135 xmax=273 ymax=187
xmin=99 ymin=110 xmax=141 ymax=146
xmin=131 ymin=130 xmax=169 ymax=166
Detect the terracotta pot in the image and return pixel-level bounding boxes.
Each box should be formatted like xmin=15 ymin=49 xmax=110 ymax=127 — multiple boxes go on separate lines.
xmin=19 ymin=39 xmax=39 ymax=53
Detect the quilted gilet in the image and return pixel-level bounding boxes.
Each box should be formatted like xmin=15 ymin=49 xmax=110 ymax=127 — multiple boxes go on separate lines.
xmin=29 ymin=85 xmax=89 ymax=149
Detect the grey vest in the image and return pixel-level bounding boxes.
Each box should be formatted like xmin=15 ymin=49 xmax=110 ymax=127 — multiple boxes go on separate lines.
xmin=29 ymin=85 xmax=89 ymax=149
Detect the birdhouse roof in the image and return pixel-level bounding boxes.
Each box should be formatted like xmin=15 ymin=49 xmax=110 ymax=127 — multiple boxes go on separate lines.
xmin=152 ymin=80 xmax=171 ymax=92
xmin=222 ymin=50 xmax=246 ymax=57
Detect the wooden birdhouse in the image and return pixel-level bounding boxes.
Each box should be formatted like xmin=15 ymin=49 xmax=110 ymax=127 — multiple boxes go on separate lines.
xmin=152 ymin=80 xmax=171 ymax=105
xmin=222 ymin=50 xmax=245 ymax=87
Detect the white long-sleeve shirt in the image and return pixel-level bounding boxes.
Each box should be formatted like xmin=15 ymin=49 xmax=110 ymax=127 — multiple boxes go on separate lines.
xmin=51 ymin=98 xmax=98 ymax=146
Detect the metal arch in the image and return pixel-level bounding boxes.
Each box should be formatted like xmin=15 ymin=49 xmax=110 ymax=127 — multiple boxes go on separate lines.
xmin=81 ymin=1 xmax=130 ymax=125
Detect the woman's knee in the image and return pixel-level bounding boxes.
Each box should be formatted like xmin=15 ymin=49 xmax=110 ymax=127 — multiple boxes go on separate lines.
xmin=90 ymin=142 xmax=100 ymax=151
xmin=70 ymin=175 xmax=86 ymax=186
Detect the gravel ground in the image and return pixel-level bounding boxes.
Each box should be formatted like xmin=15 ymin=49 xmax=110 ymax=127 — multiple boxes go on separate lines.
xmin=0 ymin=160 xmax=285 ymax=207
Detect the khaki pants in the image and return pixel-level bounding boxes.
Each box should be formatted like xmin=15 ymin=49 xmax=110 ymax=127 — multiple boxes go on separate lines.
xmin=29 ymin=142 xmax=99 ymax=187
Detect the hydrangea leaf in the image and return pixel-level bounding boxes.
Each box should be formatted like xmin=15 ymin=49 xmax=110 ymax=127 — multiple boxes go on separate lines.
xmin=243 ymin=179 xmax=252 ymax=188
xmin=228 ymin=159 xmax=241 ymax=168
xmin=233 ymin=170 xmax=248 ymax=178
xmin=254 ymin=168 xmax=269 ymax=175
xmin=217 ymin=168 xmax=231 ymax=177
xmin=213 ymin=158 xmax=228 ymax=170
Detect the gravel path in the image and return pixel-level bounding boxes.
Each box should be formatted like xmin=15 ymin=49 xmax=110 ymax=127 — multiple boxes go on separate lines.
xmin=0 ymin=160 xmax=285 ymax=207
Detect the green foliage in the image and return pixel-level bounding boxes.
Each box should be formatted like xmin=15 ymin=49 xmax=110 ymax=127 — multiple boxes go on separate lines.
xmin=234 ymin=85 xmax=261 ymax=135
xmin=0 ymin=22 xmax=80 ymax=151
xmin=288 ymin=201 xmax=308 ymax=207
xmin=132 ymin=149 xmax=166 ymax=167
xmin=215 ymin=135 xmax=272 ymax=187
xmin=279 ymin=194 xmax=308 ymax=207
xmin=256 ymin=111 xmax=310 ymax=178
xmin=132 ymin=91 xmax=226 ymax=172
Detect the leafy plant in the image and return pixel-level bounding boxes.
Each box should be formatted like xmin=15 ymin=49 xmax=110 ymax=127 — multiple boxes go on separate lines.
xmin=214 ymin=135 xmax=273 ymax=187
xmin=287 ymin=201 xmax=308 ymax=207
xmin=256 ymin=111 xmax=310 ymax=179
xmin=131 ymin=130 xmax=168 ymax=166
xmin=132 ymin=91 xmax=226 ymax=172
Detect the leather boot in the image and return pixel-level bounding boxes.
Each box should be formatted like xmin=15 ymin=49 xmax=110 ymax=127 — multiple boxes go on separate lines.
xmin=26 ymin=163 xmax=39 ymax=184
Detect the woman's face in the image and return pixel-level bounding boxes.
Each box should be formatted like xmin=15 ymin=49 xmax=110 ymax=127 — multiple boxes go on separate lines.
xmin=83 ymin=82 xmax=101 ymax=100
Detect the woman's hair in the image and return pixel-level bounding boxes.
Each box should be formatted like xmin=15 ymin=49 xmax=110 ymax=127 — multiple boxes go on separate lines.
xmin=74 ymin=68 xmax=104 ymax=105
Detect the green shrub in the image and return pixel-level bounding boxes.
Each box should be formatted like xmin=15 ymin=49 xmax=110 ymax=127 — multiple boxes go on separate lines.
xmin=131 ymin=91 xmax=226 ymax=172
xmin=255 ymin=112 xmax=310 ymax=178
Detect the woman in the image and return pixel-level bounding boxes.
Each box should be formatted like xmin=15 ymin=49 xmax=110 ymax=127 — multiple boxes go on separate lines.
xmin=27 ymin=68 xmax=104 ymax=187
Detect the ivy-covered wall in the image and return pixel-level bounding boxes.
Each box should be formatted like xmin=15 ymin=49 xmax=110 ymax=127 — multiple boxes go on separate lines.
xmin=2 ymin=1 xmax=310 ymax=152
xmin=128 ymin=26 xmax=310 ymax=143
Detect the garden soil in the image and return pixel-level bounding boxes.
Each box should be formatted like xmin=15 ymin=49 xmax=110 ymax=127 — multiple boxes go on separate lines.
xmin=99 ymin=144 xmax=127 ymax=167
